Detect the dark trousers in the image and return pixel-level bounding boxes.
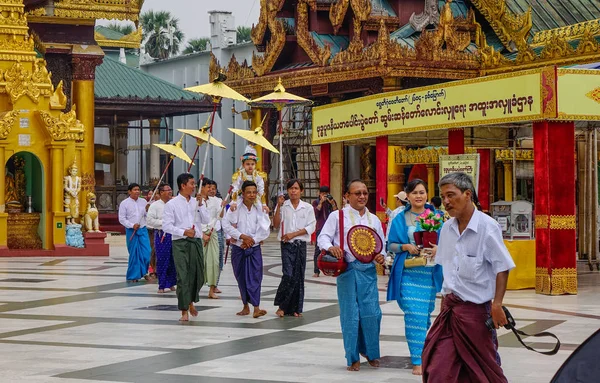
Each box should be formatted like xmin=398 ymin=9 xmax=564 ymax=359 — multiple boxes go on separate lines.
xmin=313 ymin=229 xmax=322 ymax=274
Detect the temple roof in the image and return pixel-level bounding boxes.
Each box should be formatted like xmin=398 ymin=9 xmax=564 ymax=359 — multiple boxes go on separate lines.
xmin=94 ymin=56 xmax=213 ymax=123
xmin=508 ymin=0 xmax=600 ymax=36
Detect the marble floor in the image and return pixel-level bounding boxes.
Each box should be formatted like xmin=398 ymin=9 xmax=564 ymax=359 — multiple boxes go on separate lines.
xmin=0 ymin=234 xmax=597 ymax=383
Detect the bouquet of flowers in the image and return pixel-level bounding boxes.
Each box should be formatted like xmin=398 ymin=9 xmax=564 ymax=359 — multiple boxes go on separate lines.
xmin=415 ymin=209 xmax=444 ymax=248
xmin=417 ymin=209 xmax=444 ymax=232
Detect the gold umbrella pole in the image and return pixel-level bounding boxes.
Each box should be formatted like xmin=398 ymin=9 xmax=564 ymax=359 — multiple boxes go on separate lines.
xmin=188 ymin=101 xmax=218 ymax=172
xmin=277 ymin=105 xmax=284 ymax=195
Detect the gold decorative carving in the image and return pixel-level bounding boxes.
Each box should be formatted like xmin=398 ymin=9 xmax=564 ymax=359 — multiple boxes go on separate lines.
xmin=350 ymin=0 xmax=372 ymax=22
xmin=37 ymin=108 xmax=85 ymax=142
xmin=50 ymin=80 xmax=68 ymax=110
xmin=549 ymin=215 xmax=576 ymax=230
xmin=252 ymin=18 xmax=286 ymax=76
xmin=80 ymin=172 xmax=96 ymax=193
xmin=251 ymin=0 xmax=285 ymax=45
xmin=469 ymin=0 xmax=533 ymax=52
xmin=409 ymin=0 xmax=440 ymax=32
xmin=329 ymin=0 xmax=350 ymax=34
xmin=586 ymin=87 xmax=600 ymax=105
xmin=532 ymin=19 xmax=600 ymax=47
xmin=0 ymin=110 xmax=18 ymax=140
xmin=225 ymin=54 xmax=255 ymax=81
xmin=536 ymin=267 xmax=577 ymax=295
xmin=208 ymin=52 xmax=220 ymax=84
xmin=40 ymin=0 xmax=143 ymax=22
xmin=494 ymin=149 xmax=533 ymax=161
xmin=534 ymin=214 xmax=548 ymax=230
xmin=297 ymin=0 xmax=331 ymax=67
xmin=4 ymin=61 xmax=40 ymax=104
xmin=7 ymin=213 xmax=43 ymax=249
xmin=393 ymin=146 xmax=477 ymax=165
xmin=539 ymin=36 xmax=575 ymax=60
xmin=95 ymin=26 xmax=142 ymax=49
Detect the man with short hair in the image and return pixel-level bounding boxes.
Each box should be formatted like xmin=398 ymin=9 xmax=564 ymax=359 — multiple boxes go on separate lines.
xmin=318 ymin=179 xmax=386 ymax=371
xmin=118 ymin=183 xmax=151 ymax=282
xmin=222 ymin=180 xmax=271 ymax=318
xmin=162 ymin=173 xmax=210 ymax=322
xmin=147 ymin=183 xmax=176 ymax=293
xmin=422 ymin=172 xmax=515 ymax=383
xmin=312 ymin=185 xmax=338 ymax=277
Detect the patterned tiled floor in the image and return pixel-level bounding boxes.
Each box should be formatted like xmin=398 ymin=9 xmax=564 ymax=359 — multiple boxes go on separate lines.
xmin=0 ymin=234 xmax=597 ymax=382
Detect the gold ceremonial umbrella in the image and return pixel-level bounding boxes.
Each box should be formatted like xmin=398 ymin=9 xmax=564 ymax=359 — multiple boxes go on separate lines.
xmin=249 ymin=78 xmax=313 ymax=192
xmin=185 ymin=73 xmax=250 ymax=103
xmin=130 ymin=138 xmax=192 ymax=241
xmin=229 ymin=126 xmax=279 ymax=154
xmin=178 ymin=129 xmax=227 ymax=149
xmin=184 ymin=72 xmax=250 ymax=178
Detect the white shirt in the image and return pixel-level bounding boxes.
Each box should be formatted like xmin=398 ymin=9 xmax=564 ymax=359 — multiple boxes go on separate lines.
xmin=202 ymin=196 xmax=223 ymax=233
xmin=435 ymin=209 xmax=516 ymax=304
xmin=277 ymin=199 xmax=317 ymax=242
xmin=118 ymin=197 xmax=147 ymax=229
xmin=317 ymin=206 xmax=386 ymax=263
xmin=146 ymin=199 xmax=166 ymax=230
xmin=162 ymin=194 xmax=210 ymax=241
xmin=222 ymin=202 xmax=271 ymax=248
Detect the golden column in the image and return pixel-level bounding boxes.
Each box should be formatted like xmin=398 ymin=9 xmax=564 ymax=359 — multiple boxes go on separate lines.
xmin=251 ymin=108 xmax=263 ymax=171
xmin=427 ymin=165 xmax=436 ymax=198
xmin=50 ymin=142 xmax=69 ymax=247
xmin=503 ymin=161 xmax=513 ymax=201
xmin=387 ymin=146 xmax=403 ymax=208
xmin=149 ymin=119 xmax=161 ymax=186
xmin=0 ymin=143 xmax=7 ymax=248
xmin=72 ymin=50 xmax=104 ymax=209
xmin=330 ymin=97 xmax=344 ymax=204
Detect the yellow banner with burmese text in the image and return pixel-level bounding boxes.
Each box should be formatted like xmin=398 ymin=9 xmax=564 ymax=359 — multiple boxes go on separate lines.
xmin=312 ymin=68 xmax=556 ymax=145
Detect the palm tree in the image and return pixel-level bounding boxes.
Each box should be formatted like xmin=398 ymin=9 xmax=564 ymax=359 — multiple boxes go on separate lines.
xmin=104 ymin=22 xmax=135 ymax=36
xmin=140 ymin=10 xmax=184 ymax=59
xmin=236 ymin=26 xmax=251 ymax=43
xmin=183 ymin=38 xmax=210 ymax=54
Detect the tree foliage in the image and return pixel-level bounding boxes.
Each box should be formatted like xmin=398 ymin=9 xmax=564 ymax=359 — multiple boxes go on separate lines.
xmin=236 ymin=26 xmax=252 ymax=43
xmin=183 ymin=38 xmax=210 ymax=54
xmin=140 ymin=10 xmax=184 ymax=59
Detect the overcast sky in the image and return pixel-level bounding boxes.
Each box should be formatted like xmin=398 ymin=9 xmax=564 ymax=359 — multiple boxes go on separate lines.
xmin=139 ymin=0 xmax=261 ymax=42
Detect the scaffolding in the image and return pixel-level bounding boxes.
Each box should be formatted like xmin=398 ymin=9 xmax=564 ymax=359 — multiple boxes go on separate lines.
xmin=268 ymin=105 xmax=320 ymax=205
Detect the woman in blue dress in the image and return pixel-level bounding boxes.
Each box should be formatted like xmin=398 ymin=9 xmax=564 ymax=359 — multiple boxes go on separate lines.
xmin=386 ymin=179 xmax=443 ymax=376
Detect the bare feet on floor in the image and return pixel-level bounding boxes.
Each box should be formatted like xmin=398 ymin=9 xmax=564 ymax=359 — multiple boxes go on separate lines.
xmin=361 ymin=353 xmax=380 ymax=368
xmin=169 ymin=286 xmax=176 ymax=291
xmin=294 ymin=312 xmax=303 ymax=317
xmin=275 ymin=309 xmax=284 ymax=318
xmin=157 ymin=289 xmax=164 ymax=293
xmin=214 ymin=287 xmax=222 ymax=293
xmin=179 ymin=310 xmax=189 ymax=322
xmin=236 ymin=305 xmax=250 ymax=316
xmin=312 ymin=273 xmax=319 ymax=278
xmin=188 ymin=303 xmax=198 ymax=317
xmin=412 ymin=365 xmax=423 ymax=375
xmin=347 ymin=361 xmax=360 ymax=371
xmin=208 ymin=292 xmax=219 ymax=299
xmin=253 ymin=308 xmax=267 ymax=318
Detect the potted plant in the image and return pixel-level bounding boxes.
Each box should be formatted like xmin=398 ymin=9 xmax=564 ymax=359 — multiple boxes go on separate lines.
xmin=417 ymin=209 xmax=444 ymax=248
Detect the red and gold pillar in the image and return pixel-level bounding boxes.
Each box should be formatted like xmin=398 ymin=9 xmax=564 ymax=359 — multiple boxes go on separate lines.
xmin=477 ymin=149 xmax=491 ymax=211
xmin=448 ymin=128 xmax=465 ymax=155
xmin=533 ymin=120 xmax=577 ymax=295
xmin=375 ymin=137 xmax=388 ymax=225
xmin=387 ymin=146 xmax=403 ymax=208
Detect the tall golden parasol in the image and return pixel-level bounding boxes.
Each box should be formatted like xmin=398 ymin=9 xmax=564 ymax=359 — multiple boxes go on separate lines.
xmin=229 ymin=114 xmax=279 ymax=154
xmin=131 ymin=137 xmax=193 ymax=241
xmin=177 ymin=129 xmax=227 ymax=149
xmin=185 ymin=72 xmax=250 ymax=181
xmin=249 ymin=78 xmax=313 ymax=193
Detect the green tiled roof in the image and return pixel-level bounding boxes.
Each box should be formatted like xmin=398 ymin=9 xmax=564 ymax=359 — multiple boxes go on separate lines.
xmin=95 ymin=26 xmax=126 ymax=40
xmin=95 ymin=56 xmax=204 ymax=101
xmin=506 ymin=0 xmax=600 ymax=36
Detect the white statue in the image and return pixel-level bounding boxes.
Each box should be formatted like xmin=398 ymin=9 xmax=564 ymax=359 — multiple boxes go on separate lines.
xmin=64 ymin=160 xmax=81 ymax=225
xmin=83 ymin=192 xmax=101 ymax=232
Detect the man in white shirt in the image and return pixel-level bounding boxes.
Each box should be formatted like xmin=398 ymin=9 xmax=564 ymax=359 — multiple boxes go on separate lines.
xmin=317 ymin=179 xmax=386 ymax=372
xmin=422 ymin=172 xmax=515 ymax=383
xmin=199 ymin=178 xmax=225 ymax=300
xmin=272 ymin=179 xmax=316 ymax=318
xmin=162 ymin=173 xmax=211 ymax=322
xmin=222 ymin=180 xmax=271 ymax=318
xmin=118 ymin=183 xmax=151 ymax=282
xmin=208 ymin=184 xmax=225 ymax=292
xmin=147 ymin=183 xmax=176 ymax=293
